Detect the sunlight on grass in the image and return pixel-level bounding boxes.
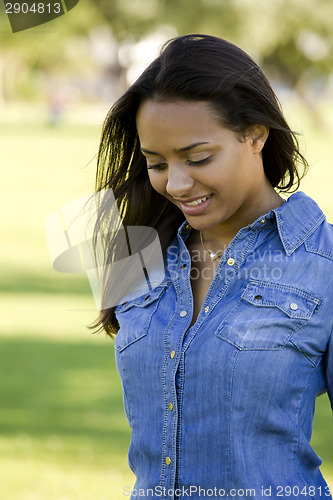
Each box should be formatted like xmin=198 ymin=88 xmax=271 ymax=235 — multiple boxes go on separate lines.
xmin=0 ymin=292 xmax=96 ymax=339
xmin=0 ymin=457 xmax=135 ymax=500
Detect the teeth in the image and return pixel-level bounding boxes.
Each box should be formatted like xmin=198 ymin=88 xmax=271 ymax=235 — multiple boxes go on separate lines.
xmin=185 ymin=196 xmax=209 ymax=206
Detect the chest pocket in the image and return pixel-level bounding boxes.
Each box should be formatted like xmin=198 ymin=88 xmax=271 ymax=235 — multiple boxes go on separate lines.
xmin=114 ymin=283 xmax=169 ymax=352
xmin=215 ymin=279 xmax=322 ymax=350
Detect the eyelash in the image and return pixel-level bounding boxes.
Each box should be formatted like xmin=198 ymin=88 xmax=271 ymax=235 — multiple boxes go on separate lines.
xmin=147 ymin=156 xmax=212 ymax=171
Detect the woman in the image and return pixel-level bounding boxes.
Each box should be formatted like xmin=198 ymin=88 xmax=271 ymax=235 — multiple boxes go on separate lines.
xmin=93 ymin=34 xmax=333 ymax=499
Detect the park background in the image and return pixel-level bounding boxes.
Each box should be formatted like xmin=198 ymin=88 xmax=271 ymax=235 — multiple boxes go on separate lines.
xmin=0 ymin=0 xmax=333 ymax=498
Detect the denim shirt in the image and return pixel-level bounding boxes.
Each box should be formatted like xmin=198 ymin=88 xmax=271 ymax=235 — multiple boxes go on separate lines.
xmin=114 ymin=191 xmax=333 ymax=500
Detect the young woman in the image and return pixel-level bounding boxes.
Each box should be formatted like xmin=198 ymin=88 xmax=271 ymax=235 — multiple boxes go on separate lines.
xmin=93 ymin=34 xmax=333 ymax=499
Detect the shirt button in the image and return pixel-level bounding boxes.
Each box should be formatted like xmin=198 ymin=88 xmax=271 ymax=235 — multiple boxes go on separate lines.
xmin=260 ymin=219 xmax=266 ymax=224
xmin=169 ymin=403 xmax=173 ymax=411
xmin=204 ymin=306 xmax=209 ymax=313
xmin=180 ymin=264 xmax=186 ymax=270
xmin=227 ymin=258 xmax=235 ymax=266
xmin=186 ymin=224 xmax=191 ymax=231
xmin=170 ymin=350 xmax=175 ymax=358
xmin=166 ymin=457 xmax=171 ymax=465
xmin=290 ymin=302 xmax=298 ymax=311
xmin=180 ymin=310 xmax=187 ymax=317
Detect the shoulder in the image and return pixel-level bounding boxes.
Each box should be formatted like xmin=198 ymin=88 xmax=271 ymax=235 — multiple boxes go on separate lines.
xmin=278 ymin=191 xmax=333 ymax=261
xmin=305 ymin=219 xmax=333 ymax=261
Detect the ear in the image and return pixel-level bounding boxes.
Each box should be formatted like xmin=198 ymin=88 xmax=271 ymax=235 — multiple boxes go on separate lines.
xmin=247 ymin=125 xmax=269 ymax=154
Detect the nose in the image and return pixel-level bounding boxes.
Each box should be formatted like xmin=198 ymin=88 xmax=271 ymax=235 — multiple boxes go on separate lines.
xmin=166 ymin=164 xmax=195 ymax=198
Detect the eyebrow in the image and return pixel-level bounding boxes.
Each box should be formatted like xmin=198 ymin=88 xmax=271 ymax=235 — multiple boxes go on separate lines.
xmin=140 ymin=142 xmax=210 ymax=155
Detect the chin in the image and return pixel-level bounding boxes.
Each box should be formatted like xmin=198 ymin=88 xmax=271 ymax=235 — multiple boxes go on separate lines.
xmin=187 ymin=218 xmax=217 ymax=231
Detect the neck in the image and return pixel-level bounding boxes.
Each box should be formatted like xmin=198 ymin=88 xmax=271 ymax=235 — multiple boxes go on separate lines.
xmin=200 ymin=188 xmax=285 ymax=251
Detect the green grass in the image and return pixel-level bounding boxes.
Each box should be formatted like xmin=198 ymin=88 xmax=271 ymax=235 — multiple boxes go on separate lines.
xmin=1 ymin=101 xmax=332 ymax=498
xmin=0 ymin=335 xmax=135 ymax=499
xmin=0 ymin=108 xmax=135 ymax=498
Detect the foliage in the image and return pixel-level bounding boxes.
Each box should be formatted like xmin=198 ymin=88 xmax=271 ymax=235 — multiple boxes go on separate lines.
xmin=0 ymin=0 xmax=333 ymax=103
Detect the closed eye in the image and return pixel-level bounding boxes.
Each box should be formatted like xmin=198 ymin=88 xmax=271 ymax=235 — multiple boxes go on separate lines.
xmin=187 ymin=156 xmax=212 ymax=166
xmin=147 ymin=162 xmax=167 ymax=171
xmin=146 ymin=155 xmax=212 ymax=171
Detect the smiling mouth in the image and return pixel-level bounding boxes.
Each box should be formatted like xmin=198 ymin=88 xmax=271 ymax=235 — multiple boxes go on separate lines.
xmin=182 ymin=195 xmax=211 ymax=206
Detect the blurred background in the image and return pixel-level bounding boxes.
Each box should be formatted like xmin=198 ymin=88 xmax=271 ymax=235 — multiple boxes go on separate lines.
xmin=0 ymin=0 xmax=332 ymax=498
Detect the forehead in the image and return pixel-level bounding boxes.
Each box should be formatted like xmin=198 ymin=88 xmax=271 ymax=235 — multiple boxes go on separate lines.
xmin=136 ymin=99 xmax=226 ymax=147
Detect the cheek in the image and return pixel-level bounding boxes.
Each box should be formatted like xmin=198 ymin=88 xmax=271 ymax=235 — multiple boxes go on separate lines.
xmin=216 ymin=151 xmax=249 ymax=185
xmin=147 ymin=172 xmax=167 ymax=195
xmin=207 ymin=160 xmax=240 ymax=191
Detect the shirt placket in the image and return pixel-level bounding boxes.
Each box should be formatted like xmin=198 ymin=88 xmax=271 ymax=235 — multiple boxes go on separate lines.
xmin=161 ymin=228 xmax=193 ymax=498
xmin=161 ymin=222 xmax=262 ymax=498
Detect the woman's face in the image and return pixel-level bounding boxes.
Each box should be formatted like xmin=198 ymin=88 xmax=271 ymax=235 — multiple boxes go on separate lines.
xmin=136 ymin=99 xmax=272 ymax=234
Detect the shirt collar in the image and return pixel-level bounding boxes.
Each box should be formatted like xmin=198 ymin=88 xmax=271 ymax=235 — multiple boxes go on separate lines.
xmin=177 ymin=191 xmax=325 ymax=256
xmin=270 ymin=191 xmax=325 ymax=255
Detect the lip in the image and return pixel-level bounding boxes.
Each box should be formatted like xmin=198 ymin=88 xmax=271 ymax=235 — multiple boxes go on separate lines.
xmin=178 ymin=194 xmax=213 ymax=216
xmin=174 ymin=195 xmax=211 ymax=203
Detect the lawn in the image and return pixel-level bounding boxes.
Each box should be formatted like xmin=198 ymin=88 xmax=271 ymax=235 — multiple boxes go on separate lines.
xmin=0 ymin=100 xmax=332 ymax=498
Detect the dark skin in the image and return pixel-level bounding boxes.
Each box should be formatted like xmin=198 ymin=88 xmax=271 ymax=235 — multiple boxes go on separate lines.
xmin=136 ymin=99 xmax=285 ymax=328
xmin=185 ymin=231 xmax=232 ymax=328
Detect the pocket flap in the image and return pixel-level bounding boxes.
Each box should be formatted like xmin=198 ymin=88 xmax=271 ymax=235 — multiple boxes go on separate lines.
xmin=116 ymin=282 xmax=170 ymax=313
xmin=114 ymin=282 xmax=170 ymax=352
xmin=241 ymin=280 xmax=322 ymax=320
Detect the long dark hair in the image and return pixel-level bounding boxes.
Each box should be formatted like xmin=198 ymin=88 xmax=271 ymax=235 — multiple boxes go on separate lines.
xmin=91 ymin=33 xmax=308 ymax=337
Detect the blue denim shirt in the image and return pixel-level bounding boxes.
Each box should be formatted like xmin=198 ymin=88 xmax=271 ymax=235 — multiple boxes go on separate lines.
xmin=114 ymin=191 xmax=333 ymax=500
